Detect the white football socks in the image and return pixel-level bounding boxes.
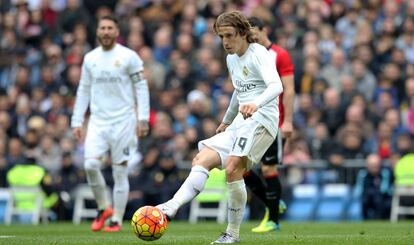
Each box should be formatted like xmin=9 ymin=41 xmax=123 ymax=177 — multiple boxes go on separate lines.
xmin=112 ymin=164 xmax=129 ymax=224
xmin=84 ymin=158 xmax=109 ymax=210
xmin=169 ymin=165 xmax=210 ymax=210
xmin=226 ymin=179 xmax=247 ymax=239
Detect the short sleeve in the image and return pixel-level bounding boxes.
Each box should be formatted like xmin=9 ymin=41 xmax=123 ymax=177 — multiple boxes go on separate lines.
xmin=275 ymin=48 xmax=294 ymax=77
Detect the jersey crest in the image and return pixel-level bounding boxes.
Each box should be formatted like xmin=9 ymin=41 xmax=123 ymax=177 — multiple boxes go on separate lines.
xmin=242 ymin=66 xmax=249 ymax=77
xmin=114 ymin=59 xmax=121 ymax=68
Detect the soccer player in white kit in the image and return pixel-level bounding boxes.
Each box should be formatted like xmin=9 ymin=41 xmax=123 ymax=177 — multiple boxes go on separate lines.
xmin=71 ymin=16 xmax=150 ymax=232
xmin=157 ymin=11 xmax=283 ymax=243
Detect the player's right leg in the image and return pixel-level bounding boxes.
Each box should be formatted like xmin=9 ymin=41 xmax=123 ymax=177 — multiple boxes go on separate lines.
xmin=85 ymin=157 xmax=113 ymax=231
xmin=211 ymin=118 xmax=274 ymax=244
xmin=84 ymin=123 xmax=112 ymax=232
xmin=157 ymin=147 xmax=221 ymax=219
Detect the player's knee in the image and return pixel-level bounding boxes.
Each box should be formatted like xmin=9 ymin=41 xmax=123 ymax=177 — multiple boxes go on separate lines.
xmin=225 ymin=157 xmax=245 ymax=179
xmin=261 ymin=165 xmax=278 ymax=176
xmin=84 ymin=158 xmax=102 ymax=185
xmin=84 ymin=158 xmax=101 ymax=172
xmin=191 ymin=151 xmax=216 ymax=170
xmin=111 ymin=165 xmax=129 ymax=194
xmin=112 ymin=164 xmax=128 ymax=184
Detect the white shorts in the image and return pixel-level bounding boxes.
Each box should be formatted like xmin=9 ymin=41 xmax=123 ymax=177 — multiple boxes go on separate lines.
xmin=84 ymin=117 xmax=137 ymax=164
xmin=198 ymin=115 xmax=275 ymax=169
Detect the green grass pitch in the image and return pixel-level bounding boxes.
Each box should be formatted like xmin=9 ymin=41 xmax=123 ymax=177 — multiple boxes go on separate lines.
xmin=0 ymin=221 xmax=413 ymax=244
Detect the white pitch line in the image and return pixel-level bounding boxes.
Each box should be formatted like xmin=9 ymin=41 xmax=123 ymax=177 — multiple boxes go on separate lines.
xmin=0 ymin=235 xmax=16 ymax=238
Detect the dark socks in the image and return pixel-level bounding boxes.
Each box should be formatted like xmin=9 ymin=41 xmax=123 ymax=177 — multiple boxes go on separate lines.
xmin=243 ymin=170 xmax=267 ymax=203
xmin=264 ymin=173 xmax=282 ymax=224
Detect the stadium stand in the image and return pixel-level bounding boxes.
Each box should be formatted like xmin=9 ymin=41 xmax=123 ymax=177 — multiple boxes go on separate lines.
xmin=0 ymin=0 xmax=413 ymax=223
xmin=285 ymin=184 xmax=319 ymax=221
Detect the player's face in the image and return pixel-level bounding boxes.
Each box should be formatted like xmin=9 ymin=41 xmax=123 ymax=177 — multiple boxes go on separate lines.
xmin=217 ymin=26 xmax=247 ymax=55
xmin=250 ymin=27 xmax=266 ymax=46
xmin=97 ymin=19 xmax=119 ymax=50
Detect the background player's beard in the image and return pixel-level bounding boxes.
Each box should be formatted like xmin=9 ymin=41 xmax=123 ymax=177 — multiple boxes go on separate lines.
xmin=98 ymin=36 xmax=116 ymax=50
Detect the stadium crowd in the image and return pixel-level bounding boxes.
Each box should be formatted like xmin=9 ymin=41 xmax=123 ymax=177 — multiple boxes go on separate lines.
xmin=0 ymin=0 xmax=414 ymax=221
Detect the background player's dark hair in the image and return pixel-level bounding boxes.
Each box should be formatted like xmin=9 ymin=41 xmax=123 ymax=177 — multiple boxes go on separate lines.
xmin=99 ymin=15 xmax=119 ymax=28
xmin=248 ymin=17 xmax=265 ymax=31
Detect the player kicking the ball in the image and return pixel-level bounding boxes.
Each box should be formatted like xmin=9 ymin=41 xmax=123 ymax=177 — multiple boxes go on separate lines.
xmin=156 ymin=11 xmax=283 ymax=244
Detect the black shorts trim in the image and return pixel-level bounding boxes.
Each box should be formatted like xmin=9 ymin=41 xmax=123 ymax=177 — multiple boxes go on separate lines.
xmin=261 ymin=135 xmax=286 ymax=165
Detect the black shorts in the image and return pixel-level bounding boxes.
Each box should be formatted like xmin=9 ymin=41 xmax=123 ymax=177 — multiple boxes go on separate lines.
xmin=261 ymin=134 xmax=286 ymax=165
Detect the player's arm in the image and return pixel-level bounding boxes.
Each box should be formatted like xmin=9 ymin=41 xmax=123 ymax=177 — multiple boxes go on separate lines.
xmin=241 ymin=48 xmax=283 ymax=117
xmin=281 ymin=74 xmax=294 ymax=137
xmin=132 ymin=72 xmax=150 ymax=137
xmin=217 ymin=90 xmax=239 ymax=133
xmin=71 ymin=57 xmax=91 ymax=142
xmin=130 ymin=54 xmax=150 ymax=138
xmin=278 ymin=49 xmax=295 ymax=138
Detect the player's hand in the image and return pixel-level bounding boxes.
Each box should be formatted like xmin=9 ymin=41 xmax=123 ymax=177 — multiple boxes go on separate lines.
xmin=137 ymin=120 xmax=149 ymax=138
xmin=281 ymin=121 xmax=293 ymax=138
xmin=216 ymin=122 xmax=230 ymax=134
xmin=240 ymin=103 xmax=258 ymax=119
xmin=72 ymin=127 xmax=84 ymax=143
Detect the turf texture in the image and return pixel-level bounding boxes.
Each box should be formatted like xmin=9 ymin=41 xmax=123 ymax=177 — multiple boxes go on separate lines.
xmin=0 ymin=221 xmax=413 ymax=244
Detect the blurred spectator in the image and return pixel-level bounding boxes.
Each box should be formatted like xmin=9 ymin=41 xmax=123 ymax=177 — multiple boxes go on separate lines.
xmin=320 ymin=88 xmax=345 ymax=136
xmin=293 ymin=93 xmax=314 ymax=129
xmin=152 ymin=24 xmax=174 ymax=66
xmin=392 ymin=133 xmax=414 ymax=163
xmin=335 ymin=7 xmax=361 ymax=52
xmin=338 ymin=74 xmax=358 ymax=108
xmin=355 ymin=154 xmax=393 ymax=220
xmin=351 ymin=58 xmax=377 ymax=102
xmin=335 ymin=104 xmax=375 ymax=142
xmin=307 ymin=122 xmax=333 ymax=160
xmin=283 ymin=132 xmax=311 ymax=165
xmin=23 ymin=9 xmax=49 ymax=48
xmin=56 ymin=0 xmax=91 ymax=46
xmin=0 ymin=130 xmax=8 ymax=187
xmin=34 ymin=134 xmax=62 ymax=176
xmin=54 ymin=151 xmax=85 ymax=220
xmin=171 ymin=103 xmax=198 ymax=134
xmin=364 ymin=121 xmax=397 ymax=160
xmin=164 ymin=58 xmax=195 ymax=95
xmin=6 ymin=137 xmax=26 ymax=167
xmin=401 ymin=77 xmax=414 ymax=134
xmin=320 ymin=48 xmax=351 ymax=91
xmin=138 ymin=46 xmax=166 ymax=90
xmin=6 ymin=149 xmax=59 ymax=221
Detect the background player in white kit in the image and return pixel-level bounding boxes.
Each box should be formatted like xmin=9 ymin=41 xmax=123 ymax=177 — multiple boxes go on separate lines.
xmin=157 ymin=11 xmax=283 ymax=244
xmin=71 ymin=16 xmax=150 ymax=232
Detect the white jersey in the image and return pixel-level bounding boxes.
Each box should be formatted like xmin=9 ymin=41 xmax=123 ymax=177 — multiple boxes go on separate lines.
xmin=71 ymin=44 xmax=149 ymax=127
xmin=226 ymin=43 xmax=283 ymax=138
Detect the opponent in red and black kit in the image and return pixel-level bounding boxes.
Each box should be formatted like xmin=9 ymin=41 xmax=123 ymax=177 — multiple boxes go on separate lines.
xmin=244 ymin=17 xmax=295 ymax=232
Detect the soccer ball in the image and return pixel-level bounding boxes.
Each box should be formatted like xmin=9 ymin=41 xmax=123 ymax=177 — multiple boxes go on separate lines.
xmin=131 ymin=206 xmax=168 ymax=241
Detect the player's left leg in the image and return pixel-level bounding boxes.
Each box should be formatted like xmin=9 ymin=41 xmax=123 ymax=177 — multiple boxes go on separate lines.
xmin=104 ymin=162 xmax=129 ymax=232
xmin=259 ymin=165 xmax=282 ymax=231
xmin=157 ymin=122 xmax=239 ymax=220
xmin=251 ymin=135 xmax=285 ymax=233
xmin=104 ymin=117 xmax=136 ymax=232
